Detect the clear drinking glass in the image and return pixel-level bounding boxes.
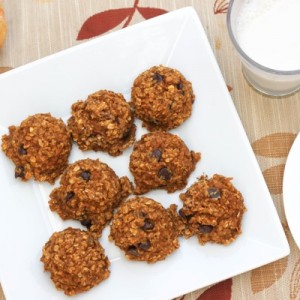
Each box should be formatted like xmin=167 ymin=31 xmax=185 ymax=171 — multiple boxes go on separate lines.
xmin=227 ymin=0 xmax=300 ymax=97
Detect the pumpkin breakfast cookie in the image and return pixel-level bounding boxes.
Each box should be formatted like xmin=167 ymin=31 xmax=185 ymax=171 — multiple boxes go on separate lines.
xmin=129 ymin=131 xmax=200 ymax=194
xmin=68 ymin=89 xmax=136 ymax=156
xmin=41 ymin=227 xmax=110 ymax=296
xmin=179 ymin=174 xmax=246 ymax=245
xmin=1 ymin=113 xmax=71 ymax=183
xmin=131 ymin=65 xmax=195 ymax=131
xmin=109 ymin=196 xmax=180 ymax=263
xmin=49 ymin=158 xmax=133 ymax=235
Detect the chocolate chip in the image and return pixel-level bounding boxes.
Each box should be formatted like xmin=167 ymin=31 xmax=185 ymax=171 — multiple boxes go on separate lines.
xmin=152 ymin=72 xmax=164 ymax=83
xmin=208 ymin=188 xmax=221 ymax=199
xmin=65 ymin=191 xmax=75 ymax=202
xmin=178 ymin=208 xmax=185 ymax=219
xmin=138 ymin=240 xmax=151 ymax=251
xmin=80 ymin=171 xmax=91 ymax=181
xmin=158 ymin=167 xmax=172 ymax=180
xmin=18 ymin=144 xmax=27 ymax=155
xmin=80 ymin=219 xmax=92 ymax=229
xmin=150 ymin=118 xmax=161 ymax=125
xmin=141 ymin=218 xmax=154 ymax=231
xmin=15 ymin=166 xmax=25 ymax=178
xmin=151 ymin=149 xmax=162 ymax=161
xmin=178 ymin=209 xmax=193 ymax=221
xmin=177 ymin=82 xmax=183 ymax=90
xmin=198 ymin=224 xmax=214 ymax=234
xmin=127 ymin=245 xmax=139 ymax=256
xmin=122 ymin=129 xmax=131 ymax=140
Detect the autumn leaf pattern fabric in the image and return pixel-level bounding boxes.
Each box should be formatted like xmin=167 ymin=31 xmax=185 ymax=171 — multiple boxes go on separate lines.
xmin=1 ymin=1 xmax=300 ymax=300
xmin=77 ymin=0 xmax=167 ymax=40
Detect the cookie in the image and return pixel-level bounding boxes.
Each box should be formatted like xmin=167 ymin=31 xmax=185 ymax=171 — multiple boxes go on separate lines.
xmin=130 ymin=65 xmax=195 ymax=131
xmin=109 ymin=197 xmax=180 ymax=263
xmin=41 ymin=227 xmax=110 ymax=296
xmin=129 ymin=132 xmax=200 ymax=194
xmin=68 ymin=90 xmax=136 ymax=156
xmin=179 ymin=174 xmax=246 ymax=245
xmin=1 ymin=113 xmax=71 ymax=183
xmin=49 ymin=158 xmax=133 ymax=235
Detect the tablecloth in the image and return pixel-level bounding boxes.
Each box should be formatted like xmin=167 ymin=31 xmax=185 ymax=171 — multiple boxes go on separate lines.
xmin=1 ymin=0 xmax=300 ymax=299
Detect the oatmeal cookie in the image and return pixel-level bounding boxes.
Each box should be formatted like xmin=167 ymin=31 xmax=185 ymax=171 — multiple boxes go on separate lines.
xmin=109 ymin=197 xmax=180 ymax=263
xmin=1 ymin=113 xmax=71 ymax=183
xmin=49 ymin=158 xmax=133 ymax=235
xmin=129 ymin=132 xmax=200 ymax=194
xmin=41 ymin=227 xmax=110 ymax=296
xmin=130 ymin=65 xmax=195 ymax=131
xmin=179 ymin=174 xmax=246 ymax=245
xmin=68 ymin=90 xmax=136 ymax=156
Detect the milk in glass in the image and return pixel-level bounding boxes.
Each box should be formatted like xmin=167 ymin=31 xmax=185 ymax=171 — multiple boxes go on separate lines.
xmin=227 ymin=0 xmax=300 ymax=96
xmin=236 ymin=0 xmax=300 ymax=71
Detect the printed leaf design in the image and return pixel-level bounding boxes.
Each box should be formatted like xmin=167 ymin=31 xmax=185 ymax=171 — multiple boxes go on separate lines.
xmin=0 ymin=67 xmax=13 ymax=74
xmin=227 ymin=84 xmax=233 ymax=92
xmin=263 ymin=164 xmax=285 ymax=195
xmin=137 ymin=7 xmax=168 ymax=19
xmin=251 ymin=256 xmax=288 ymax=293
xmin=197 ymin=279 xmax=232 ymax=300
xmin=252 ymin=133 xmax=297 ymax=158
xmin=214 ymin=0 xmax=229 ymax=14
xmin=0 ymin=4 xmax=6 ymax=47
xmin=77 ymin=8 xmax=134 ymax=40
xmin=290 ymin=258 xmax=300 ymax=300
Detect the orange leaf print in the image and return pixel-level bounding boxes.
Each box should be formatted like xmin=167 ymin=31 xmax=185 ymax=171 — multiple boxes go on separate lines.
xmin=252 ymin=132 xmax=297 ymax=158
xmin=137 ymin=7 xmax=167 ymax=19
xmin=77 ymin=8 xmax=134 ymax=40
xmin=0 ymin=3 xmax=6 ymax=48
xmin=214 ymin=0 xmax=229 ymax=14
xmin=197 ymin=279 xmax=232 ymax=300
xmin=263 ymin=164 xmax=284 ymax=195
xmin=0 ymin=67 xmax=13 ymax=74
xmin=227 ymin=84 xmax=233 ymax=92
xmin=251 ymin=256 xmax=288 ymax=293
xmin=290 ymin=258 xmax=300 ymax=300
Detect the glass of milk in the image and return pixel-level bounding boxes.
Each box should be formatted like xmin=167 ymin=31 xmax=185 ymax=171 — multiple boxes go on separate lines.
xmin=227 ymin=0 xmax=300 ymax=96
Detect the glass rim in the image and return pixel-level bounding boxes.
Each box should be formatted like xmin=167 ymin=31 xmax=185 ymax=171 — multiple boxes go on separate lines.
xmin=226 ymin=0 xmax=300 ymax=76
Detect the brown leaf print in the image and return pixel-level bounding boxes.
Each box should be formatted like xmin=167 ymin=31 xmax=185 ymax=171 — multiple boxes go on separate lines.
xmin=214 ymin=0 xmax=229 ymax=14
xmin=263 ymin=164 xmax=284 ymax=195
xmin=77 ymin=8 xmax=134 ymax=40
xmin=227 ymin=84 xmax=233 ymax=92
xmin=137 ymin=7 xmax=167 ymax=19
xmin=215 ymin=37 xmax=222 ymax=50
xmin=290 ymin=258 xmax=300 ymax=300
xmin=251 ymin=256 xmax=288 ymax=293
xmin=252 ymin=132 xmax=297 ymax=158
xmin=77 ymin=0 xmax=169 ymax=40
xmin=197 ymin=279 xmax=232 ymax=300
xmin=0 ymin=67 xmax=12 ymax=74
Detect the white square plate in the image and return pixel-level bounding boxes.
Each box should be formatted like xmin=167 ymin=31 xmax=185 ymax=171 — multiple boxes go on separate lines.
xmin=0 ymin=7 xmax=289 ymax=300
